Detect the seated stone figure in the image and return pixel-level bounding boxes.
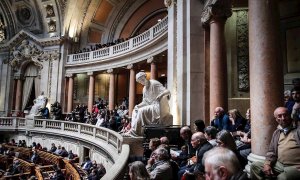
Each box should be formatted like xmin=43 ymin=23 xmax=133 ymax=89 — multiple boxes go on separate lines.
xmin=29 ymin=92 xmax=48 ymax=116
xmin=124 ymin=72 xmax=172 ymax=136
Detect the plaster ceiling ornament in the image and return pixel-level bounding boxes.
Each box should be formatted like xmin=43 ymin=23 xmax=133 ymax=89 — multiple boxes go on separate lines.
xmin=46 ymin=5 xmax=55 ymax=17
xmin=48 ymin=20 xmax=56 ymax=32
xmin=0 ymin=18 xmax=5 ymax=42
xmin=201 ymin=0 xmax=232 ymax=26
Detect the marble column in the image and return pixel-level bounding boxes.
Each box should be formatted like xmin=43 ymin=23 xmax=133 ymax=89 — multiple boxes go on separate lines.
xmin=87 ymin=72 xmax=95 ymax=113
xmin=127 ymin=64 xmax=136 ymax=117
xmin=15 ymin=77 xmax=23 ymax=112
xmin=108 ymin=69 xmax=115 ymax=111
xmin=248 ymin=0 xmax=283 ymax=157
xmin=147 ymin=56 xmax=157 ymax=80
xmin=66 ymin=74 xmax=74 ymax=113
xmin=201 ymin=0 xmax=232 ymax=117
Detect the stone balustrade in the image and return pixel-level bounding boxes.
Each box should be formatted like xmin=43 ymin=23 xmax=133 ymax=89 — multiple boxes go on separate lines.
xmin=0 ymin=117 xmax=130 ymax=180
xmin=65 ymin=16 xmax=168 ymax=74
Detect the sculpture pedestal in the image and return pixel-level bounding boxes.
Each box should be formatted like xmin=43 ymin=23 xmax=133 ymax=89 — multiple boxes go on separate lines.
xmin=123 ymin=136 xmax=144 ymax=159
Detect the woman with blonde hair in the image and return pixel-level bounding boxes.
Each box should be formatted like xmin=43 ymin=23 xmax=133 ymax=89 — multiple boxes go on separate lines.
xmin=128 ymin=161 xmax=150 ymax=180
xmin=228 ymin=109 xmax=246 ymax=132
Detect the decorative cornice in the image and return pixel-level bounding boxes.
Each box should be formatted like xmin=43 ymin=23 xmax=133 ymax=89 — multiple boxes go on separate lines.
xmin=201 ymin=0 xmax=232 ymax=26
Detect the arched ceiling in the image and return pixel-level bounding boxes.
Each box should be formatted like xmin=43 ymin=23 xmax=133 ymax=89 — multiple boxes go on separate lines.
xmin=0 ymin=0 xmax=167 ymax=48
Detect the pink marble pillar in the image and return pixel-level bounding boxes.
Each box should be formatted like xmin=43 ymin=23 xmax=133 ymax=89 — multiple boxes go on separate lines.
xmin=87 ymin=72 xmax=95 ymax=113
xmin=249 ymin=0 xmax=283 ymax=156
xmin=15 ymin=78 xmax=23 ymax=112
xmin=67 ymin=74 xmax=74 ymax=113
xmin=108 ymin=69 xmax=115 ymax=111
xmin=209 ymin=18 xmax=228 ymax=116
xmin=127 ymin=64 xmax=136 ymax=117
xmin=201 ymin=0 xmax=232 ymax=117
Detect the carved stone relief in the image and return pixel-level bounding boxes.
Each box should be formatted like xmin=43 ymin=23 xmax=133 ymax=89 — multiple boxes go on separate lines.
xmin=6 ymin=39 xmax=60 ymax=72
xmin=236 ymin=10 xmax=249 ymax=91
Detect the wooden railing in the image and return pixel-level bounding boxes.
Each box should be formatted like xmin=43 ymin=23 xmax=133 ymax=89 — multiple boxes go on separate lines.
xmin=0 ymin=117 xmax=130 ymax=180
xmin=66 ymin=16 xmax=168 ymax=64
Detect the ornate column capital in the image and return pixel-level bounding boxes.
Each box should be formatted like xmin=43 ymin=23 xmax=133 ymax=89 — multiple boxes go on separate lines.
xmin=126 ymin=64 xmax=135 ymax=70
xmin=164 ymin=0 xmax=176 ymax=8
xmin=146 ymin=56 xmax=155 ymax=64
xmin=201 ymin=0 xmax=232 ymax=26
xmin=87 ymin=71 xmax=94 ymax=76
xmin=65 ymin=73 xmax=74 ymax=78
xmin=107 ymin=68 xmax=114 ymax=74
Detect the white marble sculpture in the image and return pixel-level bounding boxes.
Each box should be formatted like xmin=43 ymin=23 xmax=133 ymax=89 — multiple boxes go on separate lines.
xmin=125 ymin=72 xmax=173 ymax=136
xmin=29 ymin=92 xmax=48 ymax=116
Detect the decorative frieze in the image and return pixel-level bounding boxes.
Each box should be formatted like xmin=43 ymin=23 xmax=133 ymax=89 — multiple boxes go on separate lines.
xmin=201 ymin=0 xmax=232 ymax=26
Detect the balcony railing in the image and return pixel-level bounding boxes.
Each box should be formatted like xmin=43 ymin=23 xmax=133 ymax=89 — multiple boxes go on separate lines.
xmin=0 ymin=117 xmax=130 ymax=180
xmin=66 ymin=16 xmax=168 ymax=64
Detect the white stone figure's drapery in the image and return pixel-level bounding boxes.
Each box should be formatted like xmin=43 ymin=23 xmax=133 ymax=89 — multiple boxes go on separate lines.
xmin=130 ymin=79 xmax=172 ymax=136
xmin=21 ymin=64 xmax=40 ymax=110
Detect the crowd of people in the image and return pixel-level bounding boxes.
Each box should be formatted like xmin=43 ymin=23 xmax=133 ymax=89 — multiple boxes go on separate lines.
xmin=125 ymin=85 xmax=300 ymax=180
xmin=64 ymin=97 xmax=131 ymax=133
xmin=73 ymin=37 xmax=130 ymax=54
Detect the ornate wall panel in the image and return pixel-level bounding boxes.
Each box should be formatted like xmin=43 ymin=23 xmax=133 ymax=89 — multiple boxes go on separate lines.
xmin=236 ymin=10 xmax=249 ymax=92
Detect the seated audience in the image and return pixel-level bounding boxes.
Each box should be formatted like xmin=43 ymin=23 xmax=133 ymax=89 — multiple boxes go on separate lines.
xmin=31 ymin=149 xmax=40 ymax=164
xmin=128 ymin=161 xmax=150 ymax=180
xmin=228 ymin=109 xmax=246 ymax=132
xmin=251 ymin=107 xmax=300 ymax=179
xmin=203 ymin=147 xmax=248 ymax=180
xmin=179 ymin=132 xmax=213 ymax=180
xmin=216 ymin=130 xmax=237 ymax=153
xmin=160 ymin=136 xmax=170 ymax=146
xmin=97 ymin=163 xmax=106 ymax=178
xmin=82 ymin=156 xmax=93 ymax=172
xmin=146 ymin=147 xmax=173 ymax=180
xmin=49 ymin=143 xmax=57 ymax=153
xmin=54 ymin=145 xmax=62 ymax=155
xmin=204 ymin=126 xmax=218 ymax=147
xmin=194 ymin=119 xmax=205 ymax=133
xmin=67 ymin=150 xmax=75 ymax=159
xmin=211 ymin=107 xmax=231 ymax=131
xmin=176 ymin=145 xmax=188 ymax=167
